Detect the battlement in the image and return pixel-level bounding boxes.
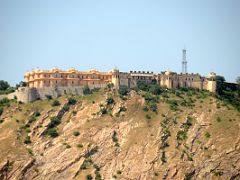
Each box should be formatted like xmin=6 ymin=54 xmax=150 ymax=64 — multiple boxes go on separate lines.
xmin=7 ymin=68 xmax=217 ymax=102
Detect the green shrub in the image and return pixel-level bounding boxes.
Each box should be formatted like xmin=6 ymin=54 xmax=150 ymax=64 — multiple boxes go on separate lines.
xmin=145 ymin=114 xmax=151 ymax=119
xmin=149 ymin=84 xmax=162 ymax=95
xmin=77 ymin=144 xmax=83 ymax=148
xmin=45 ymin=95 xmax=52 ymax=100
xmin=116 ymin=170 xmax=122 ymax=175
xmin=73 ymin=131 xmax=80 ymax=136
xmin=83 ymin=85 xmax=92 ymax=95
xmin=24 ymin=136 xmax=31 ymax=144
xmin=112 ymin=131 xmax=118 ymax=144
xmin=216 ymin=117 xmax=221 ymax=122
xmin=99 ymin=106 xmax=107 ymax=115
xmin=27 ymin=148 xmax=33 ymax=155
xmin=143 ymin=106 xmax=149 ymax=111
xmin=144 ymin=93 xmax=158 ymax=103
xmin=72 ymin=111 xmax=77 ymax=115
xmin=68 ymin=97 xmax=77 ymax=105
xmin=46 ymin=128 xmax=58 ymax=138
xmin=119 ymin=106 xmax=127 ymax=112
xmin=0 ymin=119 xmax=4 ymax=123
xmin=48 ymin=116 xmax=61 ymax=128
xmin=148 ymin=101 xmax=157 ymax=112
xmin=25 ymin=128 xmax=31 ymax=133
xmin=161 ymin=151 xmax=167 ymax=163
xmin=106 ymin=83 xmax=114 ymax=91
xmin=177 ymin=130 xmax=187 ymax=141
xmin=86 ymin=174 xmax=93 ymax=180
xmin=95 ymin=170 xmax=101 ymax=180
xmin=137 ymin=80 xmax=149 ymax=91
xmin=28 ymin=116 xmax=36 ymax=123
xmin=106 ymin=97 xmax=114 ymax=105
xmin=34 ymin=111 xmax=40 ymax=117
xmin=63 ymin=104 xmax=70 ymax=111
xmin=205 ymin=132 xmax=211 ymax=138
xmin=51 ymin=100 xmax=60 ymax=106
xmin=118 ymin=85 xmax=128 ymax=96
xmin=0 ymin=80 xmax=10 ymax=91
xmin=0 ymin=107 xmax=3 ymax=116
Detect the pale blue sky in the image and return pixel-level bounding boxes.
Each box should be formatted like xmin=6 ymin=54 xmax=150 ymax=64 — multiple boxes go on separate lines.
xmin=0 ymin=0 xmax=239 ymax=85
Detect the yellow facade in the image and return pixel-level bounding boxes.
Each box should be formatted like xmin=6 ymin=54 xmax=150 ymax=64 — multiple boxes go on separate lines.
xmin=24 ymin=68 xmax=113 ymax=88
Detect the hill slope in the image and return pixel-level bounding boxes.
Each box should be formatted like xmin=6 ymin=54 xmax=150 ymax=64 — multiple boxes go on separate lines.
xmin=0 ymin=89 xmax=239 ymax=180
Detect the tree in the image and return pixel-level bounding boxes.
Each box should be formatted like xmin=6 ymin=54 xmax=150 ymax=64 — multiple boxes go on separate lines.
xmin=236 ymin=76 xmax=240 ymax=84
xmin=149 ymin=84 xmax=162 ymax=95
xmin=118 ymin=85 xmax=128 ymax=96
xmin=0 ymin=80 xmax=10 ymax=91
xmin=215 ymin=75 xmax=226 ymax=95
xmin=83 ymin=85 xmax=91 ymax=95
xmin=137 ymin=80 xmax=149 ymax=91
xmin=215 ymin=75 xmax=225 ymax=82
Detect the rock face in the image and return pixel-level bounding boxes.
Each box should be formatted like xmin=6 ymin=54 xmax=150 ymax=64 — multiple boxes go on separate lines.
xmin=0 ymin=90 xmax=240 ymax=180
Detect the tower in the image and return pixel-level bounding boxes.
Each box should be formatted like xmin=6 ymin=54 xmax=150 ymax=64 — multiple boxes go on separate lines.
xmin=182 ymin=49 xmax=187 ymax=74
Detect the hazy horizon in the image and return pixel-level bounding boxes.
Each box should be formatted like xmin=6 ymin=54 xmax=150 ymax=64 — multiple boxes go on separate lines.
xmin=1 ymin=0 xmax=240 ymax=86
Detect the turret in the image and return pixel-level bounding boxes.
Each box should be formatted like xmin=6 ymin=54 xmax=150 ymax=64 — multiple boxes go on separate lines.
xmin=207 ymin=72 xmax=217 ymax=93
xmin=111 ymin=68 xmax=120 ymax=90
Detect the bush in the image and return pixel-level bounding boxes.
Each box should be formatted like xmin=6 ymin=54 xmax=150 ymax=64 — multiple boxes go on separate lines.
xmin=63 ymin=104 xmax=70 ymax=111
xmin=86 ymin=174 xmax=93 ymax=180
xmin=137 ymin=80 xmax=149 ymax=91
xmin=83 ymin=85 xmax=92 ymax=95
xmin=45 ymin=95 xmax=52 ymax=100
xmin=145 ymin=114 xmax=151 ymax=119
xmin=148 ymin=101 xmax=157 ymax=112
xmin=149 ymin=84 xmax=162 ymax=95
xmin=119 ymin=106 xmax=127 ymax=112
xmin=24 ymin=136 xmax=31 ymax=144
xmin=73 ymin=131 xmax=80 ymax=136
xmin=144 ymin=93 xmax=158 ymax=103
xmin=143 ymin=106 xmax=149 ymax=111
xmin=46 ymin=128 xmax=58 ymax=138
xmin=106 ymin=83 xmax=114 ymax=91
xmin=27 ymin=148 xmax=33 ymax=155
xmin=106 ymin=97 xmax=114 ymax=105
xmin=177 ymin=130 xmax=187 ymax=141
xmin=118 ymin=85 xmax=128 ymax=96
xmin=205 ymin=132 xmax=211 ymax=138
xmin=48 ymin=116 xmax=61 ymax=128
xmin=34 ymin=111 xmax=41 ymax=117
xmin=0 ymin=119 xmax=4 ymax=123
xmin=68 ymin=97 xmax=77 ymax=105
xmin=77 ymin=144 xmax=83 ymax=148
xmin=0 ymin=80 xmax=10 ymax=91
xmin=0 ymin=107 xmax=3 ymax=116
xmin=116 ymin=170 xmax=122 ymax=175
xmin=99 ymin=106 xmax=107 ymax=115
xmin=216 ymin=117 xmax=221 ymax=122
xmin=28 ymin=116 xmax=36 ymax=124
xmin=51 ymin=100 xmax=60 ymax=107
xmin=112 ymin=131 xmax=118 ymax=143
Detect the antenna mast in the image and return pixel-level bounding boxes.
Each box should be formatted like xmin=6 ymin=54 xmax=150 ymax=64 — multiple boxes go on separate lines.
xmin=182 ymin=49 xmax=187 ymax=74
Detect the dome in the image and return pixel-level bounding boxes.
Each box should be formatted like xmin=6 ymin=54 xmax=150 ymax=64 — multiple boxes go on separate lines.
xmin=165 ymin=70 xmax=172 ymax=75
xmin=51 ymin=67 xmax=61 ymax=72
xmin=88 ymin=69 xmax=98 ymax=73
xmin=208 ymin=72 xmax=216 ymax=78
xmin=67 ymin=67 xmax=77 ymax=73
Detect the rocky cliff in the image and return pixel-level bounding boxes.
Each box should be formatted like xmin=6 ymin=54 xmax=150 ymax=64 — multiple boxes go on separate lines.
xmin=0 ymin=89 xmax=239 ymax=180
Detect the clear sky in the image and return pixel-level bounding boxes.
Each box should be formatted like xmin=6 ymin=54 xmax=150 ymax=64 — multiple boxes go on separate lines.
xmin=0 ymin=0 xmax=239 ymax=85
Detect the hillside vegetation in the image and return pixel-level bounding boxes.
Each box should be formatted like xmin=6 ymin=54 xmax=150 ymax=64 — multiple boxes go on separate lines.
xmin=0 ymin=85 xmax=239 ymax=180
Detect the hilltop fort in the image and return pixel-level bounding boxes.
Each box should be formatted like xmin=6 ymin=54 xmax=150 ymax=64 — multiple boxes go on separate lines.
xmin=5 ymin=67 xmax=217 ymax=103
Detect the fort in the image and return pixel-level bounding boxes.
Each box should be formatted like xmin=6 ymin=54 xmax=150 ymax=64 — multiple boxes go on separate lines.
xmin=2 ymin=67 xmax=217 ymax=103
